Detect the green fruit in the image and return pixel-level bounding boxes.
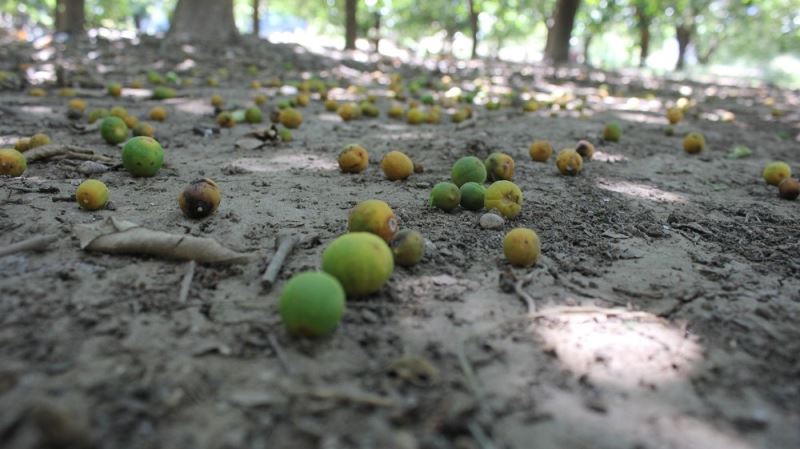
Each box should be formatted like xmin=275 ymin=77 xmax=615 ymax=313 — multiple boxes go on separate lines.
xmin=100 ymin=116 xmax=129 ymax=144
xmin=451 ymin=156 xmax=487 ymax=187
xmin=391 ymin=230 xmax=425 ymax=267
xmin=152 ymin=86 xmax=176 ymax=100
xmin=429 ymin=182 xmax=461 ymax=212
xmin=460 ymin=182 xmax=486 ymax=211
xmin=121 ymin=136 xmax=164 ymax=177
xmin=279 ymin=271 xmax=345 ymax=337
xmin=88 ymin=108 xmax=109 ymax=124
xmin=322 ymin=233 xmax=394 ymax=297
xmin=603 ymin=122 xmax=621 ymax=142
xmin=146 ymin=70 xmax=164 ymax=85
xmin=245 ymin=107 xmax=263 ymax=123
xmin=0 ymin=148 xmax=27 ymax=176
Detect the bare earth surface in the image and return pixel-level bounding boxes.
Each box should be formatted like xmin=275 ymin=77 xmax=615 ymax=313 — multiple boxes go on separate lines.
xmin=1 ymin=36 xmax=799 ymax=449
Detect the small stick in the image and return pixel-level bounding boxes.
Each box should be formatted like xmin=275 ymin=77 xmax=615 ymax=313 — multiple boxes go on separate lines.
xmin=177 ymin=260 xmax=196 ymax=303
xmin=261 ymin=234 xmax=299 ymax=290
xmin=0 ymin=234 xmax=58 ymax=258
xmin=268 ymin=333 xmax=293 ymax=375
xmin=467 ymin=421 xmax=496 ymax=449
xmin=513 ymin=269 xmax=538 ymax=313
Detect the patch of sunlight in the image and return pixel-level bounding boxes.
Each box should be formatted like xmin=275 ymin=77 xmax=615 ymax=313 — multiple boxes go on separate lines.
xmin=20 ymin=106 xmax=55 ymax=115
xmin=534 ymin=306 xmax=702 ymax=389
xmin=123 ymin=88 xmax=155 ymax=99
xmin=596 ymin=178 xmax=687 ymax=203
xmin=225 ymin=153 xmax=338 ymax=174
xmin=612 ymin=111 xmax=664 ymax=124
xmin=592 ymin=151 xmax=628 ymax=163
xmin=0 ymin=136 xmax=22 ymax=145
xmin=174 ymin=99 xmax=213 ymax=115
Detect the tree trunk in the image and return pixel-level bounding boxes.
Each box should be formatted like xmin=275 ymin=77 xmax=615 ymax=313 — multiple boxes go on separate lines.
xmin=675 ymin=24 xmax=692 ymax=70
xmin=371 ymin=13 xmax=381 ymax=53
xmin=468 ymin=0 xmax=479 ymax=59
xmin=582 ymin=34 xmax=592 ymax=66
xmin=636 ymin=7 xmax=650 ymax=67
xmin=345 ymin=0 xmax=357 ymax=50
xmin=168 ymin=0 xmax=239 ymax=43
xmin=544 ymin=0 xmax=581 ymax=64
xmin=252 ymin=0 xmax=260 ymax=36
xmin=55 ymin=0 xmax=85 ymax=36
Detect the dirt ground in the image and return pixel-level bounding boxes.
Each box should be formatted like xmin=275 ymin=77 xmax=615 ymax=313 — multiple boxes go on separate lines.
xmin=1 ymin=34 xmax=799 ymax=449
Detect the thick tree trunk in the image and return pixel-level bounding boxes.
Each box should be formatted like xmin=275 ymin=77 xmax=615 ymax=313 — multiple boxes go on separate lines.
xmin=55 ymin=0 xmax=85 ymax=36
xmin=345 ymin=0 xmax=357 ymax=50
xmin=371 ymin=13 xmax=381 ymax=53
xmin=544 ymin=0 xmax=581 ymax=64
xmin=468 ymin=0 xmax=479 ymax=59
xmin=675 ymin=24 xmax=692 ymax=71
xmin=252 ymin=0 xmax=260 ymax=36
xmin=168 ymin=0 xmax=239 ymax=43
xmin=636 ymin=7 xmax=650 ymax=67
xmin=582 ymin=34 xmax=592 ymax=66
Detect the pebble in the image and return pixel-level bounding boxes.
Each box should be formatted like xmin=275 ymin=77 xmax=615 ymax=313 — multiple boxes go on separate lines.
xmin=479 ymin=213 xmax=504 ymax=229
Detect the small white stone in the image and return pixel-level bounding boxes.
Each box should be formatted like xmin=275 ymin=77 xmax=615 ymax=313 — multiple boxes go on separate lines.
xmin=479 ymin=213 xmax=504 ymax=229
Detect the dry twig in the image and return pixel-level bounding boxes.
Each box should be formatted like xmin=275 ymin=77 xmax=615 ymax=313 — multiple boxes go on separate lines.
xmin=0 ymin=234 xmax=58 ymax=258
xmin=261 ymin=234 xmax=299 ymax=290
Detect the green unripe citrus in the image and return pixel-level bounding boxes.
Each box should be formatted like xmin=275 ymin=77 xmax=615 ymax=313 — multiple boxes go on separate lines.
xmin=279 ymin=271 xmax=346 ymax=337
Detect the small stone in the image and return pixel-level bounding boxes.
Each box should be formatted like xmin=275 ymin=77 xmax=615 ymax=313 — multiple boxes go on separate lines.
xmin=479 ymin=213 xmax=504 ymax=230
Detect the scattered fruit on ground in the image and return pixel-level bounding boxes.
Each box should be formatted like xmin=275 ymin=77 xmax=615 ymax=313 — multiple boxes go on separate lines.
xmin=107 ymin=82 xmax=122 ymax=97
xmin=279 ymin=271 xmax=345 ymax=337
xmin=278 ymin=108 xmax=303 ymax=128
xmin=451 ymin=109 xmax=468 ymax=123
xmin=178 ymin=178 xmax=221 ymax=218
xmin=152 ymin=86 xmax=176 ymax=100
xmin=149 ymin=106 xmax=168 ymax=121
xmin=429 ymin=182 xmax=461 ymax=212
xmin=29 ymin=133 xmax=51 ymax=149
xmin=485 ymin=152 xmax=515 ymax=181
xmin=407 ymin=108 xmax=425 ymax=125
xmin=388 ymin=103 xmax=404 ymax=119
xmin=460 ymin=182 xmax=486 ymax=211
xmin=0 ymin=149 xmax=27 ymax=176
xmin=381 ymin=151 xmax=414 ymax=181
xmin=503 ymin=228 xmax=541 ymax=267
xmin=778 ymin=178 xmax=799 ymax=200
xmin=683 ymin=132 xmax=705 ymax=154
xmin=575 ymin=140 xmax=595 ymax=160
xmin=28 ymin=88 xmax=45 ymax=97
xmin=347 ymin=199 xmax=398 ymax=242
xmin=279 ymin=128 xmax=293 ymax=142
xmin=216 ymin=111 xmax=235 ymax=128
xmin=484 ymin=180 xmax=523 ymax=218
xmin=110 ymin=106 xmax=128 ymax=118
xmin=210 ymin=94 xmax=224 ymax=108
xmin=250 ymin=80 xmax=261 ymax=89
xmin=324 ymin=98 xmax=338 ymax=112
xmin=361 ymin=101 xmax=380 ymax=118
xmin=121 ymin=136 xmax=164 ymax=177
xmin=338 ymin=144 xmax=369 ymax=173
xmin=245 ymin=107 xmax=263 ymax=123
xmin=133 ymin=122 xmax=155 ymax=137
xmin=75 ymin=179 xmax=109 ymax=211
xmin=529 ymin=140 xmax=553 ymax=162
xmin=322 ymin=232 xmax=394 ymax=297
xmin=451 ymin=156 xmax=487 ymax=187
xmin=14 ymin=138 xmax=30 ymax=152
xmin=88 ymin=108 xmax=109 ymax=124
xmin=68 ymin=98 xmax=86 ymax=113
xmin=763 ymin=161 xmax=791 ymax=186
xmin=296 ymin=93 xmax=310 ymax=107
xmin=555 ymin=149 xmax=583 ymax=176
xmin=338 ymin=103 xmax=361 ymax=121
xmin=253 ymin=94 xmax=267 ymax=106
xmin=666 ymin=107 xmax=683 ymax=124
xmin=603 ymin=122 xmax=621 ymax=142
xmin=523 ymin=100 xmax=540 ymax=112
xmin=391 ymin=229 xmax=425 ymax=267
xmin=122 ymin=114 xmax=139 ymax=129
xmin=664 ymin=126 xmax=675 ymax=136
xmin=100 ymin=116 xmax=129 ymax=144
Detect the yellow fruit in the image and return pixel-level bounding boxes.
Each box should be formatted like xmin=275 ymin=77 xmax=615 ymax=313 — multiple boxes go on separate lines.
xmin=178 ymin=178 xmax=221 ymax=218
xmin=666 ymin=107 xmax=683 ymax=124
xmin=133 ymin=122 xmax=155 ymax=137
xmin=338 ymin=144 xmax=369 ymax=173
xmin=451 ymin=109 xmax=468 ymax=123
xmin=279 ymin=271 xmax=345 ymax=337
xmin=130 ymin=79 xmax=144 ymax=89
xmin=778 ymin=178 xmax=799 ymax=200
xmin=529 ymin=140 xmax=552 ymax=162
xmin=391 ymin=230 xmax=425 ymax=267
xmin=484 ymin=180 xmax=523 ymax=218
xmin=523 ymin=100 xmax=540 ymax=112
xmin=485 ymin=152 xmax=515 ymax=181
xmin=68 ymin=98 xmax=86 ymax=113
xmin=250 ymin=80 xmax=262 ymax=89
xmin=279 ymin=108 xmax=303 ymax=129
xmin=107 ymin=83 xmax=122 ymax=97
xmin=211 ymin=94 xmax=224 ymax=108
xmin=322 ymin=233 xmax=394 ymax=297
xmin=57 ymin=88 xmax=76 ymax=97
xmin=763 ymin=162 xmax=791 ymax=186
xmin=149 ymin=106 xmax=168 ymax=122
xmin=295 ymin=94 xmax=310 ymax=107
xmin=110 ymin=106 xmax=128 ymax=119
xmin=388 ymin=103 xmax=404 ymax=119
xmin=216 ymin=111 xmax=235 ymax=128
xmin=0 ymin=149 xmax=27 ymax=176
xmin=555 ymin=149 xmax=583 ymax=176
xmin=122 ymin=114 xmax=139 ymax=129
xmin=324 ymin=98 xmax=338 ymax=112
xmin=75 ymin=179 xmax=109 ymax=211
xmin=338 ymin=103 xmax=361 ymax=121
xmin=29 ymin=133 xmax=51 ymax=149
xmin=254 ymin=94 xmax=267 ymax=106
xmin=683 ymin=132 xmax=705 ymax=154
xmin=28 ymin=88 xmax=46 ymax=97
xmin=407 ymin=108 xmax=425 ymax=125
xmin=87 ymin=108 xmax=109 ymax=124
xmin=347 ymin=199 xmax=398 ymax=242
xmin=503 ymin=228 xmax=540 ymax=267
xmin=575 ymin=140 xmax=595 ymax=160
xmin=381 ymin=151 xmax=414 ymax=181
xmin=14 ymin=138 xmax=30 ymax=152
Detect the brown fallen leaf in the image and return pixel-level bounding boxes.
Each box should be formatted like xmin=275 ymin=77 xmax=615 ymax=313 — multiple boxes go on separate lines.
xmin=74 ymin=217 xmax=254 ymax=264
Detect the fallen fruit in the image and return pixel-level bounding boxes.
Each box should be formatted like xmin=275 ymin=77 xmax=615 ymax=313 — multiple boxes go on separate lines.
xmin=100 ymin=116 xmax=129 ymax=144
xmin=778 ymin=178 xmax=799 ymax=200
xmin=107 ymin=82 xmax=122 ymax=97
xmin=503 ymin=228 xmax=541 ymax=267
xmin=324 ymin=98 xmax=338 ymax=112
xmin=279 ymin=271 xmax=345 ymax=337
xmin=407 ymin=108 xmax=425 ymax=125
xmin=575 ymin=140 xmax=595 ymax=160
xmin=75 ymin=179 xmax=109 ymax=211
xmin=178 ymin=178 xmax=221 ymax=218
xmin=666 ymin=107 xmax=683 ymax=124
xmin=152 ymin=86 xmax=176 ymax=100
xmin=295 ymin=93 xmax=310 ymax=107
xmin=254 ymin=94 xmax=267 ymax=106
xmin=121 ymin=136 xmax=164 ymax=177
xmin=87 ymin=108 xmax=109 ymax=124
xmin=361 ymin=101 xmax=380 ymax=118
xmin=388 ymin=103 xmax=404 ymax=119
xmin=216 ymin=111 xmax=235 ymax=128
xmin=279 ymin=108 xmax=303 ymax=129
xmin=603 ymin=122 xmax=621 ymax=142
xmin=14 ymin=138 xmax=30 ymax=152
xmin=110 ymin=106 xmax=128 ymax=119
xmin=322 ymin=232 xmax=394 ymax=297
xmin=460 ymin=182 xmax=486 ymax=211
xmin=338 ymin=144 xmax=369 ymax=173
xmin=279 ymin=128 xmax=293 ymax=142
xmin=381 ymin=151 xmax=414 ymax=181
xmin=484 ymin=180 xmax=523 ymax=218
xmin=485 ymin=152 xmax=515 ymax=181
xmin=149 ymin=106 xmax=168 ymax=122
xmin=133 ymin=122 xmax=155 ymax=137
xmin=210 ymin=94 xmax=224 ymax=108
xmin=28 ymin=88 xmax=46 ymax=97
xmin=429 ymin=182 xmax=461 ymax=212
xmin=555 ymin=149 xmax=583 ymax=176
xmin=29 ymin=133 xmax=51 ymax=149
xmin=763 ymin=161 xmax=791 ymax=186
xmin=245 ymin=107 xmax=263 ymax=124
xmin=683 ymin=132 xmax=705 ymax=154
xmin=338 ymin=103 xmax=361 ymax=121
xmin=529 ymin=140 xmax=553 ymax=162
xmin=391 ymin=229 xmax=425 ymax=267
xmin=347 ymin=199 xmax=398 ymax=242
xmin=122 ymin=114 xmax=139 ymax=129
xmin=451 ymin=156 xmax=487 ymax=187
xmin=0 ymin=148 xmax=27 ymax=176
xmin=68 ymin=98 xmax=86 ymax=113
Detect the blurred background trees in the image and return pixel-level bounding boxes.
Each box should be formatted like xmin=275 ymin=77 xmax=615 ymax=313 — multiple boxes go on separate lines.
xmin=2 ymin=0 xmax=799 ymax=84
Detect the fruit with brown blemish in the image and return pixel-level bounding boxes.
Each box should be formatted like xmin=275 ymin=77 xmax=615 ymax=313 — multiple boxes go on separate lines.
xmin=133 ymin=122 xmax=155 ymax=137
xmin=149 ymin=106 xmax=168 ymax=122
xmin=121 ymin=136 xmax=164 ymax=177
xmin=555 ymin=149 xmax=583 ymax=176
xmin=666 ymin=107 xmax=683 ymax=124
xmin=451 ymin=156 xmax=487 ymax=187
xmin=107 ymin=82 xmax=122 ymax=97
xmin=503 ymin=228 xmax=541 ymax=267
xmin=381 ymin=151 xmax=414 ymax=181
xmin=529 ymin=140 xmax=552 ymax=162
xmin=75 ymin=179 xmax=109 ymax=211
xmin=347 ymin=199 xmax=398 ymax=242
xmin=778 ymin=178 xmax=799 ymax=200
xmin=391 ymin=230 xmax=425 ymax=267
xmin=216 ymin=111 xmax=235 ymax=128
xmin=575 ymin=140 xmax=595 ymax=160
xmin=429 ymin=182 xmax=461 ymax=212
xmin=484 ymin=180 xmax=523 ymax=218
xmin=0 ymin=149 xmax=27 ymax=176
xmin=338 ymin=103 xmax=361 ymax=121
xmin=603 ymin=122 xmax=621 ymax=142
xmin=14 ymin=138 xmax=30 ymax=152
xmin=763 ymin=161 xmax=791 ymax=186
xmin=279 ymin=108 xmax=303 ymax=129
xmin=178 ymin=178 xmax=221 ymax=218
xmin=338 ymin=144 xmax=369 ymax=173
xmin=100 ymin=116 xmax=129 ymax=144
xmin=29 ymin=133 xmax=51 ymax=149
xmin=683 ymin=132 xmax=705 ymax=154
xmin=484 ymin=152 xmax=515 ymax=181
xmin=279 ymin=271 xmax=345 ymax=337
xmin=322 ymin=232 xmax=394 ymax=297
xmin=459 ymin=182 xmax=486 ymax=211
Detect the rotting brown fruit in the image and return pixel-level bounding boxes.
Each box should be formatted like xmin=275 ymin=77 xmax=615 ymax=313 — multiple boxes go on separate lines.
xmin=178 ymin=178 xmax=221 ymax=219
